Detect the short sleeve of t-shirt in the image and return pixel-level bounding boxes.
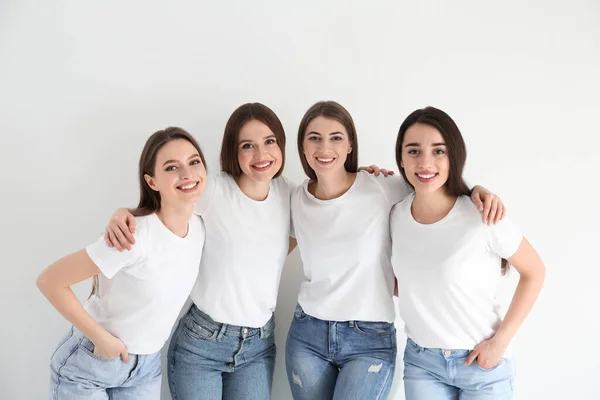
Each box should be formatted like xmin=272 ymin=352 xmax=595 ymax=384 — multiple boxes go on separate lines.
xmin=486 ymin=216 xmax=523 ymax=259
xmin=195 ymin=173 xmax=218 ymax=216
xmin=375 ymin=174 xmax=413 ymax=207
xmin=86 ymin=233 xmax=144 ymax=279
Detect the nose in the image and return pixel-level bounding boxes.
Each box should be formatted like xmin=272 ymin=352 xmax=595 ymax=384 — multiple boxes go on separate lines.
xmin=179 ymin=165 xmax=193 ymax=179
xmin=417 ymin=152 xmax=434 ymax=168
xmin=253 ymin=144 xmax=267 ymax=158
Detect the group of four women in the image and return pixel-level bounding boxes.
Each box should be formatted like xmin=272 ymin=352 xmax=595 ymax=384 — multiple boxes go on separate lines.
xmin=37 ymin=101 xmax=545 ymax=400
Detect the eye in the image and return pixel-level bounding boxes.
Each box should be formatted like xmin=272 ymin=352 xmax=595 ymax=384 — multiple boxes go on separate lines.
xmin=190 ymin=159 xmax=202 ymax=166
xmin=241 ymin=143 xmax=253 ymax=149
xmin=332 ymin=136 xmax=343 ymax=141
xmin=165 ymin=165 xmax=177 ymax=172
xmin=434 ymin=149 xmax=446 ymax=155
xmin=266 ymin=138 xmax=276 ymax=145
xmin=307 ymin=136 xmax=320 ymax=141
xmin=407 ymin=149 xmax=419 ymax=155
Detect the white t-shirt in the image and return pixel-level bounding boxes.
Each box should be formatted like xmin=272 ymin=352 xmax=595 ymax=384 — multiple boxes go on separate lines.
xmin=85 ymin=213 xmax=204 ymax=354
xmin=391 ymin=194 xmax=523 ymax=350
xmin=291 ymin=171 xmax=412 ymax=322
xmin=190 ymin=172 xmax=292 ymax=328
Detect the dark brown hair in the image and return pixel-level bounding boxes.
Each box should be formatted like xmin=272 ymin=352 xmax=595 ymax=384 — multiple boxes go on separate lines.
xmin=297 ymin=101 xmax=359 ymax=181
xmin=220 ymin=103 xmax=286 ymax=178
xmin=395 ymin=106 xmax=508 ymax=274
xmin=91 ymin=127 xmax=206 ymax=297
xmin=131 ymin=127 xmax=207 ymax=216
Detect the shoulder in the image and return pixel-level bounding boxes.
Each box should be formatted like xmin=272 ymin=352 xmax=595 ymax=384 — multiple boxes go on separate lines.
xmin=359 ymin=171 xmax=412 ymax=205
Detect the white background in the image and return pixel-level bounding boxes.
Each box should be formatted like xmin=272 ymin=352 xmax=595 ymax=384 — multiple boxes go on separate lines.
xmin=1 ymin=1 xmax=598 ymax=399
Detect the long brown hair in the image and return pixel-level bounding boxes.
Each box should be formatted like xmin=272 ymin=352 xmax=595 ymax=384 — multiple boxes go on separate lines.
xmin=395 ymin=107 xmax=509 ymax=275
xmin=91 ymin=127 xmax=206 ymax=296
xmin=220 ymin=103 xmax=286 ymax=178
xmin=297 ymin=101 xmax=359 ymax=181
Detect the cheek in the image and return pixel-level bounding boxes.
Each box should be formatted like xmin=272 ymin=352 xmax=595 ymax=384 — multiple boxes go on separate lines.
xmin=238 ymin=151 xmax=252 ymax=168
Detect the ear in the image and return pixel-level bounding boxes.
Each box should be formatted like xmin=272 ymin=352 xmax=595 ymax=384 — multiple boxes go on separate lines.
xmin=144 ymin=174 xmax=159 ymax=192
xmin=400 ymin=159 xmax=404 ymax=169
xmin=348 ymin=147 xmax=352 ymax=154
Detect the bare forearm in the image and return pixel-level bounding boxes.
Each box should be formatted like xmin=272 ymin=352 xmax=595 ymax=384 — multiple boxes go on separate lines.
xmin=494 ymin=274 xmax=544 ymax=346
xmin=38 ymin=285 xmax=110 ymax=344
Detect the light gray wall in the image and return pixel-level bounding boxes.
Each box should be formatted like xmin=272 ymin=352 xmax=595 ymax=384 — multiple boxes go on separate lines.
xmin=1 ymin=0 xmax=598 ymax=398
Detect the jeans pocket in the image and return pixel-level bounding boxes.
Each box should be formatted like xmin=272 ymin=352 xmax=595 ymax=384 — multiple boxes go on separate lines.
xmin=293 ymin=304 xmax=309 ymax=322
xmin=78 ymin=336 xmax=122 ymax=362
xmin=474 ymin=357 xmax=507 ymax=372
xmin=353 ymin=321 xmax=394 ymax=336
xmin=183 ymin=314 xmax=218 ymax=340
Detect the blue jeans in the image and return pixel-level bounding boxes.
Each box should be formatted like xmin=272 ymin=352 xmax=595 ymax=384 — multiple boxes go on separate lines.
xmin=403 ymin=338 xmax=514 ymax=400
xmin=167 ymin=304 xmax=276 ymax=400
xmin=285 ymin=305 xmax=396 ymax=400
xmin=49 ymin=327 xmax=162 ymax=400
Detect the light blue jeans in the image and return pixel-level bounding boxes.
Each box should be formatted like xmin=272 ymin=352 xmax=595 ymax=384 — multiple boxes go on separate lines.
xmin=285 ymin=304 xmax=397 ymax=400
xmin=167 ymin=304 xmax=276 ymax=400
xmin=403 ymin=338 xmax=514 ymax=400
xmin=49 ymin=326 xmax=161 ymax=400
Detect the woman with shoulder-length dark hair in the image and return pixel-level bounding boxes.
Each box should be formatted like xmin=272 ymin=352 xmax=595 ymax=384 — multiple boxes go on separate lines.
xmin=391 ymin=106 xmax=545 ymax=399
xmin=37 ymin=128 xmax=208 ymax=399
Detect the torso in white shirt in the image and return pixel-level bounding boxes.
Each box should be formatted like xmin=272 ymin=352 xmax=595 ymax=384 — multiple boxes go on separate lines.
xmin=85 ymin=213 xmax=204 ymax=354
xmin=190 ymin=172 xmax=292 ymax=328
xmin=291 ymin=171 xmax=412 ymax=322
xmin=391 ymin=194 xmax=523 ymax=350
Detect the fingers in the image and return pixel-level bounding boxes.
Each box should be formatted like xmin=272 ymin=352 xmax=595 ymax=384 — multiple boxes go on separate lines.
xmin=104 ymin=231 xmax=113 ymax=247
xmin=464 ymin=347 xmax=480 ymax=366
xmin=118 ymin=221 xmax=135 ymax=246
xmin=113 ymin=226 xmax=131 ymax=251
xmin=487 ymin=198 xmax=499 ymax=226
xmin=495 ymin=203 xmax=506 ymax=223
xmin=126 ymin=214 xmax=136 ymax=235
xmin=481 ymin=196 xmax=492 ymax=224
xmin=471 ymin=192 xmax=484 ymax=212
xmin=108 ymin=230 xmax=124 ymax=252
xmin=121 ymin=349 xmax=129 ymax=364
xmin=369 ymin=165 xmax=381 ymax=176
xmin=380 ymin=169 xmax=395 ymax=177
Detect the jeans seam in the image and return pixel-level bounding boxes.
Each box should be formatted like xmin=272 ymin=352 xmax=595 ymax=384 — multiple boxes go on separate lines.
xmin=374 ymin=364 xmax=393 ymax=400
xmin=53 ymin=332 xmax=83 ymax=399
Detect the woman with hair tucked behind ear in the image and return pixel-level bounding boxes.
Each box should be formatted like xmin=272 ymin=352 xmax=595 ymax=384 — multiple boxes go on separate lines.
xmin=391 ymin=107 xmax=545 ymax=399
xmin=37 ymin=127 xmax=208 ymax=399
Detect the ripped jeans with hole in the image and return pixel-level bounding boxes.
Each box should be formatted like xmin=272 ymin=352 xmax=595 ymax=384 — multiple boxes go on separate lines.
xmin=285 ymin=304 xmax=396 ymax=400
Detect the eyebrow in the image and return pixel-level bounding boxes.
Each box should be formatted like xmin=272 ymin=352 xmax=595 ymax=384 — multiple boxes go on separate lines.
xmin=404 ymin=142 xmax=446 ymax=147
xmin=239 ymin=134 xmax=277 ymax=144
xmin=307 ymin=131 xmax=345 ymax=136
xmin=162 ymin=153 xmax=200 ymax=166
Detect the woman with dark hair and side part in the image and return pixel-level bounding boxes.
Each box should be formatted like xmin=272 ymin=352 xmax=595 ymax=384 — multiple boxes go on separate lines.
xmin=285 ymin=101 xmax=505 ymax=400
xmin=37 ymin=127 xmax=208 ymax=399
xmin=391 ymin=106 xmax=545 ymax=399
xmin=104 ymin=103 xmax=292 ymax=399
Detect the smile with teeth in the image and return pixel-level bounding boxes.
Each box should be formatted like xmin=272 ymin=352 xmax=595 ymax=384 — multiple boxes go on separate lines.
xmin=417 ymin=173 xmax=436 ymax=179
xmin=177 ymin=181 xmax=198 ymax=190
xmin=316 ymin=157 xmax=335 ymax=164
xmin=251 ymin=161 xmax=273 ymax=171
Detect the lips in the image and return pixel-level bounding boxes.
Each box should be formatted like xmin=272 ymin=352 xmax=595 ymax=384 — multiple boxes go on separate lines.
xmin=415 ymin=172 xmax=438 ymax=184
xmin=251 ymin=160 xmax=274 ymax=172
xmin=316 ymin=157 xmax=335 ymax=165
xmin=176 ymin=181 xmax=200 ymax=192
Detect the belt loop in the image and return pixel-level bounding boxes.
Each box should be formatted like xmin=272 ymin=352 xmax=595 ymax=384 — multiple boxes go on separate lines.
xmin=217 ymin=323 xmax=227 ymax=340
xmin=348 ymin=320 xmax=355 ymax=327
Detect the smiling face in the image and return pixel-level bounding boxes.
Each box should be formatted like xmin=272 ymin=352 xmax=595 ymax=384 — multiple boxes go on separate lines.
xmin=144 ymin=138 xmax=207 ymax=207
xmin=236 ymin=119 xmax=283 ymax=184
xmin=400 ymin=123 xmax=450 ymax=194
xmin=301 ymin=116 xmax=352 ymax=178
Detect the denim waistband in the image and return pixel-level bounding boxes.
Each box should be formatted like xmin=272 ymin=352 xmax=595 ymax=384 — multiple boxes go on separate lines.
xmin=188 ymin=305 xmax=275 ymax=339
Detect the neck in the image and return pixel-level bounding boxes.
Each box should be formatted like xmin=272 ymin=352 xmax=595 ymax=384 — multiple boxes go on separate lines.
xmin=311 ymin=169 xmax=356 ymax=200
xmin=236 ymin=174 xmax=271 ymax=201
xmin=156 ymin=202 xmax=194 ymax=238
xmin=411 ymin=186 xmax=457 ymax=224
